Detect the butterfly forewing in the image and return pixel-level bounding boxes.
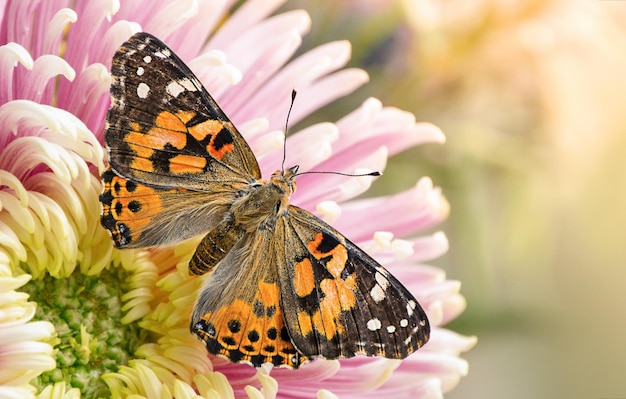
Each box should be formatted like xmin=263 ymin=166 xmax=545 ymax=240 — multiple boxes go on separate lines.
xmin=278 ymin=206 xmax=430 ymax=360
xmin=102 ymin=32 xmax=262 ymax=247
xmin=106 ymin=32 xmax=261 ymax=191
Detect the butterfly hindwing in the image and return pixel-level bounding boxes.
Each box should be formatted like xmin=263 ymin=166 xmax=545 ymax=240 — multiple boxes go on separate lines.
xmin=190 ymin=231 xmax=307 ymax=368
xmin=189 ymin=204 xmax=429 ymax=368
xmin=106 ymin=32 xmax=261 ymax=191
xmin=100 ymin=167 xmax=244 ymax=247
xmin=278 ymin=206 xmax=430 ymax=360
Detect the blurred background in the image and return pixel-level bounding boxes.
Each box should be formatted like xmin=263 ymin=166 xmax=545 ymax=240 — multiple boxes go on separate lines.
xmin=281 ymin=0 xmax=626 ymax=398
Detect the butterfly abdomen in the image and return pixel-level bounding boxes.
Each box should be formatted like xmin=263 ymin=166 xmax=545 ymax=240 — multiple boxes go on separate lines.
xmin=189 ymin=215 xmax=244 ymax=275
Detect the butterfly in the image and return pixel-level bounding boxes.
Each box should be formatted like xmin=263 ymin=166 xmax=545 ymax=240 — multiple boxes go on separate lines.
xmin=100 ymin=32 xmax=430 ymax=369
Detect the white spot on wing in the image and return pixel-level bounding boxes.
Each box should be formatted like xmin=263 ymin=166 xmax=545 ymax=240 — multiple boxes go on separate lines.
xmin=143 ymin=55 xmax=152 ymax=63
xmin=386 ymin=325 xmax=396 ymax=333
xmin=137 ymin=82 xmax=150 ymax=99
xmin=406 ymin=300 xmax=416 ymax=316
xmin=166 ymin=78 xmax=198 ymax=98
xmin=370 ymin=285 xmax=385 ymax=303
xmin=136 ymin=66 xmax=144 ymax=76
xmin=375 ymin=272 xmax=390 ymax=289
xmin=366 ymin=318 xmax=382 ymax=331
xmin=155 ymin=48 xmax=171 ymax=58
xmin=370 ymin=271 xmax=391 ymax=303
xmin=400 ymin=319 xmax=409 ymax=327
xmin=166 ymin=80 xmax=185 ymax=97
xmin=180 ymin=77 xmax=197 ymax=91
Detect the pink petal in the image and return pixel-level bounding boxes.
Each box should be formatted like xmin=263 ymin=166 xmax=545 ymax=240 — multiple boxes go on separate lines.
xmin=329 ymin=177 xmax=449 ymax=241
xmin=0 ymin=43 xmax=33 ymax=104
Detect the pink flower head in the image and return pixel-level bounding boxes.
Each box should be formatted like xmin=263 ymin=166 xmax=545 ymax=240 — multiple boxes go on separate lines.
xmin=0 ymin=1 xmax=475 ymax=398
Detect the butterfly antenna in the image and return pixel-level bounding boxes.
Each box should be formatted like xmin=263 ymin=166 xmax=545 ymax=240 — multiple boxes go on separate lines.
xmin=295 ymin=170 xmax=382 ymax=178
xmin=283 ymin=90 xmax=382 ymax=179
xmin=282 ymin=89 xmax=297 ymax=173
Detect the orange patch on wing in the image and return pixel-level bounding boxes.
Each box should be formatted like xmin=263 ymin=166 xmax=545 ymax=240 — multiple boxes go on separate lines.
xmin=207 ymin=131 xmax=234 ymax=160
xmin=175 ymin=110 xmax=197 ymax=125
xmin=129 ymin=121 xmax=141 ymax=132
xmin=308 ymin=233 xmax=348 ymax=278
xmin=123 ymin=112 xmax=192 ymax=172
xmin=320 ymin=275 xmax=357 ymax=311
xmin=153 ymin=112 xmax=188 ymax=149
xmin=296 ymin=275 xmax=357 ymax=340
xmin=208 ymin=142 xmax=234 ymax=160
xmin=293 ymin=258 xmax=316 ymax=297
xmin=294 ymin=234 xmax=358 ymax=340
xmin=197 ymin=280 xmax=302 ymax=367
xmin=319 ymin=294 xmax=343 ymax=336
xmin=215 ymin=298 xmax=255 ymax=350
xmin=168 ymin=154 xmax=207 ymax=175
xmin=325 ymin=245 xmax=348 ymax=278
xmin=130 ymin=157 xmax=155 ymax=173
xmin=102 ymin=173 xmax=169 ymax=243
xmin=307 ymin=233 xmax=327 ymax=257
xmin=297 ymin=297 xmax=345 ymax=339
xmin=124 ymin=130 xmax=160 ymax=149
xmin=188 ymin=119 xmax=223 ymax=141
xmin=297 ymin=311 xmax=314 ymax=336
xmin=127 ymin=143 xmax=154 ymax=160
xmin=124 ymin=130 xmax=156 ymax=158
xmin=186 ymin=119 xmax=235 ymax=160
xmin=257 ymin=280 xmax=279 ymax=303
xmin=154 ymin=111 xmax=187 ymax=132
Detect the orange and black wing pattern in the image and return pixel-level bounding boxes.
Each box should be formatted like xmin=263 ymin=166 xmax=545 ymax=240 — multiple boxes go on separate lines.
xmin=101 ymin=32 xmax=260 ymax=247
xmin=191 ymin=233 xmax=308 ymax=368
xmin=277 ymin=206 xmax=430 ymax=361
xmin=105 ymin=32 xmax=260 ymax=190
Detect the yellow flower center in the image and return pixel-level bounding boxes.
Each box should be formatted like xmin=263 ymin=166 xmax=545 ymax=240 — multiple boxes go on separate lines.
xmin=21 ymin=267 xmax=149 ymax=397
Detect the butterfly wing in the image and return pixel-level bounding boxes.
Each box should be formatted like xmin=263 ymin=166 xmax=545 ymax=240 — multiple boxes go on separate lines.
xmin=106 ymin=32 xmax=261 ymax=190
xmin=277 ymin=206 xmax=430 ymax=360
xmin=100 ymin=168 xmax=241 ymax=247
xmin=101 ymin=32 xmax=261 ymax=247
xmin=190 ymin=205 xmax=429 ymax=367
xmin=190 ymin=230 xmax=308 ymax=368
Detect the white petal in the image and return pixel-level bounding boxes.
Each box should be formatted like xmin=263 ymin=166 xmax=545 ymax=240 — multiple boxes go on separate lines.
xmin=44 ymin=8 xmax=78 ymax=55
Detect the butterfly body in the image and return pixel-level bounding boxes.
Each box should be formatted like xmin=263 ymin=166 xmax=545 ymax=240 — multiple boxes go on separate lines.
xmin=101 ymin=32 xmax=429 ymax=369
xmin=189 ymin=166 xmax=297 ymax=275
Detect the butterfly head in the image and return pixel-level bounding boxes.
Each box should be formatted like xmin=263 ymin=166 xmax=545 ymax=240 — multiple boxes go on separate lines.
xmin=271 ymin=165 xmax=299 ymax=196
xmin=232 ymin=165 xmax=299 ymax=229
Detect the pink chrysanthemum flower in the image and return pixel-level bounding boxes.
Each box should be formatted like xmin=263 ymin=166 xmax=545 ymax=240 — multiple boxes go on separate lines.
xmin=0 ymin=1 xmax=475 ymax=398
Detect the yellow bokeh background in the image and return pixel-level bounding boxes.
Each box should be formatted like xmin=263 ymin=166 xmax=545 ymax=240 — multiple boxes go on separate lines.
xmin=284 ymin=0 xmax=626 ymax=397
